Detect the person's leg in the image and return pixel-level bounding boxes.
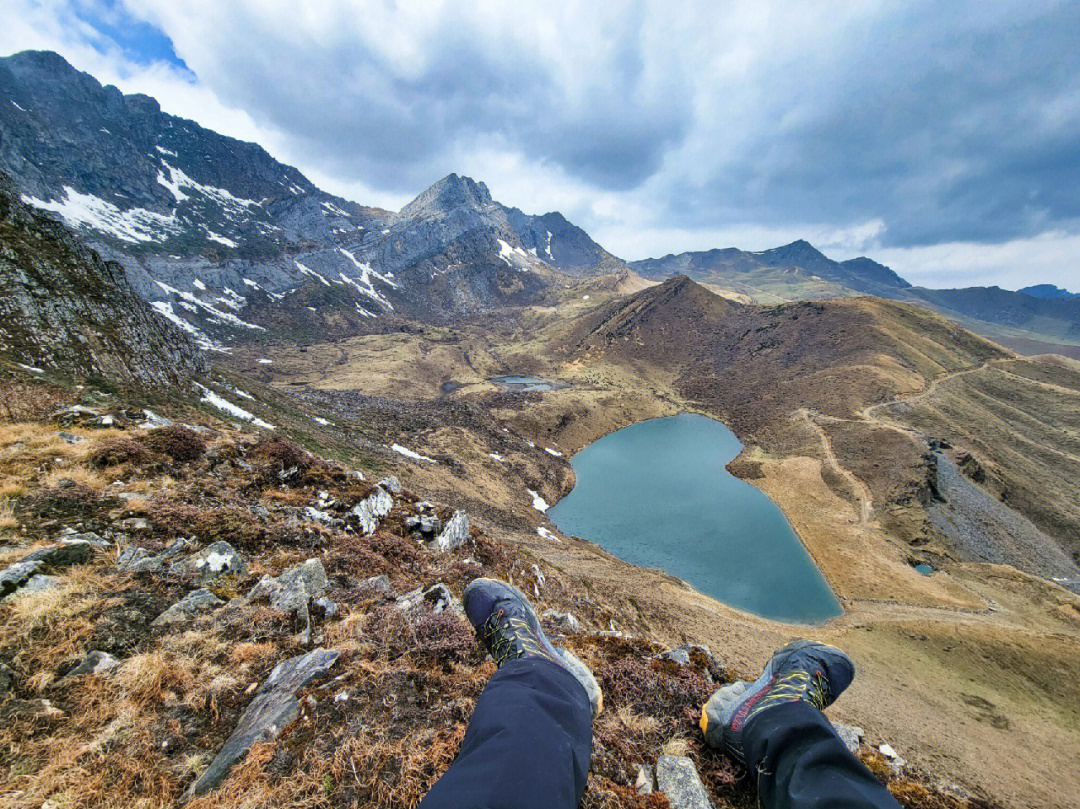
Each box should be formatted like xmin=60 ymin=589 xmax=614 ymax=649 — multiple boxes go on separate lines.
xmin=420 ymin=578 xmax=601 ymax=809
xmin=743 ymin=699 xmax=900 ymax=809
xmin=419 ymin=655 xmax=593 ymax=809
xmin=701 ymin=639 xmax=900 ymax=809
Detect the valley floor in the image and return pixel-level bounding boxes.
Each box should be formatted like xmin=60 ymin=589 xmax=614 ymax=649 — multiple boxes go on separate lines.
xmin=231 ymin=301 xmax=1080 ymax=809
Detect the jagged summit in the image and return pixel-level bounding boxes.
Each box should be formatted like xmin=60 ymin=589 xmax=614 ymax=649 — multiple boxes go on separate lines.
xmin=398 ymin=173 xmax=494 ymax=221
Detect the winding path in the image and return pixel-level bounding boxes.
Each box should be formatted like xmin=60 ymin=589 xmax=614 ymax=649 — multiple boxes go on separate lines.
xmin=797 ymin=357 xmax=1021 ymax=526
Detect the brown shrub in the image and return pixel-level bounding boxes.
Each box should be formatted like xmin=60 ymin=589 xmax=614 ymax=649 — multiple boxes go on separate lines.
xmin=249 ymin=436 xmax=311 ymax=472
xmin=23 ymin=480 xmax=101 ymax=520
xmin=0 ymin=378 xmax=73 ymax=422
xmin=146 ymin=499 xmax=264 ymax=548
xmin=413 ymin=612 xmax=483 ymax=666
xmin=87 ymin=436 xmax=152 ymax=469
xmin=144 ymin=426 xmax=206 ymax=463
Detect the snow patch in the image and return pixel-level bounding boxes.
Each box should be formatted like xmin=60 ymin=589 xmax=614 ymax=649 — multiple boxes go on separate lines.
xmin=527 ymin=489 xmax=550 ymax=512
xmin=17 ymin=363 xmax=44 ymax=373
xmin=545 ymin=447 xmax=564 ymax=457
xmin=149 ymin=301 xmax=226 ymax=351
xmin=22 ymin=186 xmax=180 ymax=244
xmin=545 ymin=230 xmax=554 ymax=261
xmin=295 ymin=261 xmax=331 ymax=287
xmin=257 ymin=358 xmax=272 ymax=364
xmin=390 ymin=443 xmax=437 ymax=463
xmin=537 ymin=526 xmax=560 ymax=542
xmin=205 ymin=230 xmax=238 ymax=248
xmin=156 ymin=162 xmax=257 ymax=210
xmin=242 ymin=278 xmax=260 ymax=289
xmin=154 ymin=281 xmax=264 ymax=331
xmin=313 ymin=416 xmax=332 ymax=426
xmin=196 ymin=383 xmax=273 ymax=429
xmin=11 ymin=100 xmax=27 ymax=112
xmin=488 ymin=453 xmax=504 ymax=462
xmin=339 ymin=248 xmax=397 ymax=309
xmin=497 ymin=239 xmax=531 ymax=270
xmin=192 ymin=279 xmax=206 ymax=291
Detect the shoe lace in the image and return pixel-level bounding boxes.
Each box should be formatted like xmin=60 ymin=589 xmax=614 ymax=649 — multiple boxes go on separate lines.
xmin=481 ymin=610 xmax=520 ymax=665
xmin=479 ymin=611 xmax=553 ymax=666
xmin=752 ymin=669 xmax=831 ymax=717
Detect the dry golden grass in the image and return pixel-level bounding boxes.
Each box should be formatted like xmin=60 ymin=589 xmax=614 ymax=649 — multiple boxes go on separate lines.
xmin=0 ymin=569 xmax=106 ymax=672
xmin=0 ymin=497 xmax=17 ymax=530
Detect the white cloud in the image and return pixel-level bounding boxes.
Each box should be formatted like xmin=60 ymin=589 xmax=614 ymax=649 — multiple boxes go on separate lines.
xmin=4 ymin=1 xmax=1080 ymax=289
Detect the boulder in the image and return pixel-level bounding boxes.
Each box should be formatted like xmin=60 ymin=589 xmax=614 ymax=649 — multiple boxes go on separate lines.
xmin=542 ymin=609 xmax=581 ymax=633
xmin=5 ymin=574 xmax=61 ymax=600
xmin=396 ymin=583 xmax=462 ymax=615
xmin=153 ymin=588 xmax=225 ymax=626
xmin=22 ymin=540 xmax=94 ymax=567
xmin=832 ymin=723 xmax=864 ymax=755
xmin=432 ymin=510 xmax=469 ymax=552
xmin=57 ymin=431 xmax=84 ymax=444
xmin=0 ymin=560 xmax=44 ymax=597
xmin=357 ymin=574 xmax=393 ymax=598
xmin=64 ymin=650 xmax=120 ymax=678
xmin=246 ymin=558 xmax=329 ymax=643
xmin=656 ymin=755 xmax=714 ymax=809
xmin=189 ymin=648 xmax=339 ymax=797
xmin=378 ymin=475 xmax=402 ymax=494
xmin=170 ymin=541 xmax=246 ymax=584
xmin=59 ymin=530 xmax=109 ymax=548
xmin=351 ymin=486 xmax=394 ymax=536
xmin=118 ymin=537 xmax=191 ymax=574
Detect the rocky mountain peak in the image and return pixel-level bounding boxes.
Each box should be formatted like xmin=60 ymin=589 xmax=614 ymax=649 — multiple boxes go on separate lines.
xmin=398 ymin=173 xmax=494 ymax=221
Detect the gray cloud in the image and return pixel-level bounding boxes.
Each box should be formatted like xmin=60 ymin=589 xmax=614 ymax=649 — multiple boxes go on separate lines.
xmin=4 ymin=0 xmax=1080 ymax=288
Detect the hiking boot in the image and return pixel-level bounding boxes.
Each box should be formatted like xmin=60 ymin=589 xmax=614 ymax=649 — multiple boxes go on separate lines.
xmin=463 ymin=577 xmax=602 ymax=717
xmin=699 ymin=639 xmax=854 ymax=763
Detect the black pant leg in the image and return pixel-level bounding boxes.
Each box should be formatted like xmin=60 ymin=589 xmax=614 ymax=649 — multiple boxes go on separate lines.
xmin=419 ymin=656 xmax=593 ymax=809
xmin=744 ymin=701 xmax=901 ymax=809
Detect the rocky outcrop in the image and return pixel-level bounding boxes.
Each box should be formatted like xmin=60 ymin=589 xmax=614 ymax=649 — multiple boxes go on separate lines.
xmin=0 ymin=539 xmax=95 ymax=598
xmin=0 ymin=170 xmax=206 ymax=387
xmin=189 ymin=648 xmax=339 ymax=797
xmin=152 ymin=589 xmax=225 ymax=626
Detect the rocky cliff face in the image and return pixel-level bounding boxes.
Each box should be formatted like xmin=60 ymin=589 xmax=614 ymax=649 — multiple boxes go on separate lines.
xmin=0 ymin=52 xmax=625 ymax=342
xmin=0 ymin=172 xmax=206 ymax=387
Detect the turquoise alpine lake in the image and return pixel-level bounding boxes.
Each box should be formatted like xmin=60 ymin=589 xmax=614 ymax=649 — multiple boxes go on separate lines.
xmin=548 ymin=413 xmax=842 ymax=623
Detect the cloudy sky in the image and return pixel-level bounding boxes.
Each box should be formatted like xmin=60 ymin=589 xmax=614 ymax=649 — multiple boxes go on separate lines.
xmin=4 ymin=0 xmax=1080 ymax=289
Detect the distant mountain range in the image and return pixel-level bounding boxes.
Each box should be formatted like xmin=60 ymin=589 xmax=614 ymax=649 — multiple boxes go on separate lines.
xmin=633 ymin=241 xmax=1080 ymax=352
xmin=1 ymin=49 xmax=1078 ymax=356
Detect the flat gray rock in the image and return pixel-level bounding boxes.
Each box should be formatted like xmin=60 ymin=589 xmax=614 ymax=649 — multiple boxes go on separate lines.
xmin=153 ymin=588 xmax=225 ymax=626
xmin=22 ymin=540 xmax=94 ymax=567
xmin=170 ymin=540 xmax=246 ymax=584
xmin=65 ymin=649 xmax=120 ymax=677
xmin=190 ymin=648 xmax=339 ymax=797
xmin=656 ymin=755 xmax=714 ymax=809
xmin=5 ymin=573 xmax=61 ymax=600
xmin=357 ymin=574 xmax=393 ymax=598
xmin=118 ymin=537 xmax=191 ymax=573
xmin=0 ymin=560 xmax=44 ymax=597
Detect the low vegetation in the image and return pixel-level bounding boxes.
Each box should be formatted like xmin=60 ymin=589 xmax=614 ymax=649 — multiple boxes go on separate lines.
xmin=0 ymin=379 xmax=979 ymax=809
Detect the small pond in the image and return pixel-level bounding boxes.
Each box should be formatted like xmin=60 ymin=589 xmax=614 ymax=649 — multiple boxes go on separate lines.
xmin=548 ymin=413 xmax=842 ymax=623
xmin=490 ymin=375 xmax=555 ymax=392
